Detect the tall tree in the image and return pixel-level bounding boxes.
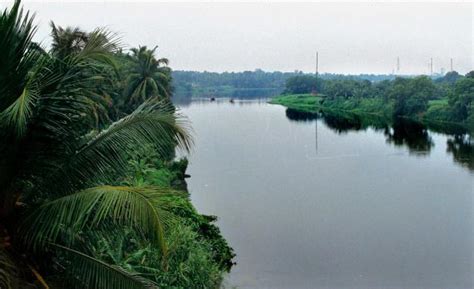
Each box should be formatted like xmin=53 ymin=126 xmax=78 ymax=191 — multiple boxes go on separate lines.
xmin=124 ymin=46 xmax=172 ymax=108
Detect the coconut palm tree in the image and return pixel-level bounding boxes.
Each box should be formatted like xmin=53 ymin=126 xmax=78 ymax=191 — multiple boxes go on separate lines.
xmin=0 ymin=1 xmax=191 ymax=288
xmin=50 ymin=22 xmax=89 ymax=58
xmin=124 ymin=46 xmax=172 ymax=108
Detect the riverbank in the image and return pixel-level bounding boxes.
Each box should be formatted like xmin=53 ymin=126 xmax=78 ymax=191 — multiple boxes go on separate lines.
xmin=113 ymin=148 xmax=235 ymax=288
xmin=270 ymin=94 xmax=472 ymax=134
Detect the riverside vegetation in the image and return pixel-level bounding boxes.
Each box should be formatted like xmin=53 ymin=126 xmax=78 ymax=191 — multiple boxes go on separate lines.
xmin=172 ymin=70 xmax=398 ymax=100
xmin=0 ymin=1 xmax=233 ymax=288
xmin=271 ymin=71 xmax=474 ymax=133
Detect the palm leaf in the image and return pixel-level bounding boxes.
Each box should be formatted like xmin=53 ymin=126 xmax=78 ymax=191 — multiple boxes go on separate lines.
xmin=53 ymin=244 xmax=158 ymax=289
xmin=0 ymin=84 xmax=39 ymax=137
xmin=42 ymin=99 xmax=192 ymax=195
xmin=0 ymin=248 xmax=17 ymax=289
xmin=20 ymin=185 xmax=183 ymax=255
xmin=0 ymin=0 xmax=37 ymax=110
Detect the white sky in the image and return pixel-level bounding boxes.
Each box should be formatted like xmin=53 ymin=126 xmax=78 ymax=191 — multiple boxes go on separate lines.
xmin=1 ymin=1 xmax=473 ymax=74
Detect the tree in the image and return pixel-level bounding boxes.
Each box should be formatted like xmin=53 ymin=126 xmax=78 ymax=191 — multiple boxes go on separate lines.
xmin=0 ymin=2 xmax=192 ymax=288
xmin=50 ymin=22 xmax=89 ymax=58
xmin=284 ymin=75 xmax=322 ymax=94
xmin=465 ymin=71 xmax=474 ymax=79
xmin=435 ymin=71 xmax=461 ymax=85
xmin=389 ymin=76 xmax=435 ymax=117
xmin=448 ymin=77 xmax=474 ymax=122
xmin=124 ymin=46 xmax=172 ymax=108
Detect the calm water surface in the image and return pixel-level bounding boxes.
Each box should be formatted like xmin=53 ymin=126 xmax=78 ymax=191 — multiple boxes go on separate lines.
xmin=176 ymin=99 xmax=474 ymax=289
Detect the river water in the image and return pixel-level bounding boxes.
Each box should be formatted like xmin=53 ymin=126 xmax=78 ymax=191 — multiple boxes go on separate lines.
xmin=175 ymin=98 xmax=473 ymax=289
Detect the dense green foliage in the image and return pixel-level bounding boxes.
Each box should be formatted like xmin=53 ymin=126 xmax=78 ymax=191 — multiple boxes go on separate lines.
xmin=0 ymin=1 xmax=233 ymax=288
xmin=284 ymin=75 xmax=322 ymax=94
xmin=275 ymin=72 xmax=474 ymax=130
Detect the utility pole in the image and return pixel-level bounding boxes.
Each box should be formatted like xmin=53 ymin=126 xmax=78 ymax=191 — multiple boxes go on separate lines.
xmin=450 ymin=58 xmax=453 ymax=72
xmin=315 ymin=51 xmax=319 ymax=76
xmin=314 ymin=50 xmax=319 ymax=153
xmin=315 ymin=118 xmax=318 ymax=154
xmin=396 ymin=57 xmax=400 ymax=75
xmin=430 ymin=58 xmax=433 ymax=76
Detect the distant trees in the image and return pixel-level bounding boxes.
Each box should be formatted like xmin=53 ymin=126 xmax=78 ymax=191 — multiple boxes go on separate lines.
xmin=284 ymin=75 xmax=322 ymax=94
xmin=172 ymin=70 xmax=295 ymax=98
xmin=280 ymin=73 xmax=474 ymax=121
xmin=322 ymin=79 xmax=376 ymax=100
xmin=172 ymin=71 xmax=399 ymax=99
xmin=465 ymin=71 xmax=474 ymax=79
xmin=435 ymin=71 xmax=462 ymax=85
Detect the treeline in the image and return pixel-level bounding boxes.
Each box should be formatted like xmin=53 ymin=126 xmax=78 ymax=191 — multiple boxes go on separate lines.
xmin=173 ymin=69 xmax=292 ymax=98
xmin=172 ymin=70 xmax=398 ymax=99
xmin=282 ymin=71 xmax=474 ymax=127
xmin=0 ymin=1 xmax=232 ymax=289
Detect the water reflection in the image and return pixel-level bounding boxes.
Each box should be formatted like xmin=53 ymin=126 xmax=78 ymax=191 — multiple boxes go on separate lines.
xmin=384 ymin=119 xmax=433 ymax=156
xmin=285 ymin=108 xmax=474 ymax=171
xmin=173 ymin=97 xmax=271 ymax=108
xmin=322 ymin=113 xmax=364 ymax=133
xmin=285 ymin=108 xmax=319 ymax=122
xmin=447 ymin=135 xmax=474 ymax=171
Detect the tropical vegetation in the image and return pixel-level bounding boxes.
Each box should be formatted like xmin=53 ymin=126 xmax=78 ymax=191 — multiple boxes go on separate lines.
xmin=0 ymin=1 xmax=233 ymax=288
xmin=172 ymin=70 xmax=399 ymax=99
xmin=274 ymin=72 xmax=474 ymax=131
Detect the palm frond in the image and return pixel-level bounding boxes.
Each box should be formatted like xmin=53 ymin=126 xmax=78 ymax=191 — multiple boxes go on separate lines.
xmin=53 ymin=244 xmax=158 ymax=289
xmin=70 ymin=28 xmax=120 ymax=69
xmin=0 ymin=84 xmax=39 ymax=137
xmin=0 ymin=0 xmax=38 ymax=127
xmin=0 ymin=53 xmax=49 ymax=137
xmin=0 ymin=248 xmax=19 ymax=289
xmin=41 ymin=99 xmax=192 ymax=195
xmin=20 ymin=185 xmax=184 ymax=254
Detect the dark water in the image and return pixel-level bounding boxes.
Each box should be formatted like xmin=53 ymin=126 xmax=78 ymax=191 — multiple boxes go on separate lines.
xmin=176 ymin=98 xmax=474 ymax=289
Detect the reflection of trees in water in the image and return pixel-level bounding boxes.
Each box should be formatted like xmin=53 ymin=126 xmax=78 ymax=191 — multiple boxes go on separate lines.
xmin=286 ymin=107 xmax=473 ymax=172
xmin=321 ymin=113 xmax=364 ymax=133
xmin=285 ymin=108 xmax=319 ymax=122
xmin=384 ymin=118 xmax=433 ymax=155
xmin=447 ymin=135 xmax=474 ymax=171
xmin=285 ymin=108 xmax=365 ymax=133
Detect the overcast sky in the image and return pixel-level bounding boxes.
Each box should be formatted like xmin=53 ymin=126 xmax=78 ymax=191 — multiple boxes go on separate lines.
xmin=2 ymin=1 xmax=473 ymax=74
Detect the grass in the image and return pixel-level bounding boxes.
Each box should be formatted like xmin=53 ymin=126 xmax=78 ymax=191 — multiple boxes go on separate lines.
xmin=270 ymin=94 xmax=392 ymax=117
xmin=270 ymin=94 xmax=322 ymax=112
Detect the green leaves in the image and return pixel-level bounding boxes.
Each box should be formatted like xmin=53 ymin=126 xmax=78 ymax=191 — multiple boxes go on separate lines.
xmin=1 ymin=2 xmax=197 ymax=288
xmin=43 ymin=99 xmax=192 ymax=195
xmin=0 ymin=0 xmax=37 ymax=111
xmin=0 ymin=85 xmax=38 ymax=137
xmin=54 ymin=244 xmax=158 ymax=289
xmin=0 ymin=0 xmax=39 ymax=139
xmin=124 ymin=46 xmax=171 ymax=107
xmin=21 ymin=185 xmax=184 ymax=255
xmin=0 ymin=249 xmax=18 ymax=289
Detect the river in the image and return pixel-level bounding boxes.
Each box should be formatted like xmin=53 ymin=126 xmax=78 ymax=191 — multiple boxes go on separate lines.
xmin=175 ymin=98 xmax=473 ymax=289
